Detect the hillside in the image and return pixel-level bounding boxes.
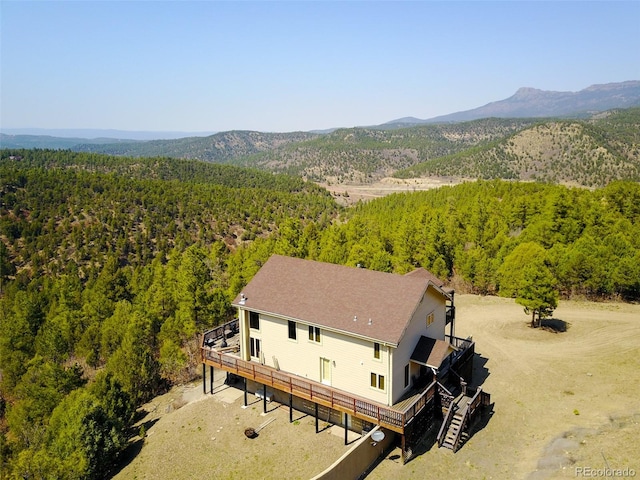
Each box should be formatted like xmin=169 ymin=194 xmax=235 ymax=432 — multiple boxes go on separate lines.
xmin=60 ymin=108 xmax=639 ymax=188
xmin=394 ymin=108 xmax=640 ymax=187
xmin=73 ymin=130 xmax=319 ymax=162
xmin=0 ymin=150 xmax=336 ymax=280
xmin=232 ymin=118 xmax=540 ymax=182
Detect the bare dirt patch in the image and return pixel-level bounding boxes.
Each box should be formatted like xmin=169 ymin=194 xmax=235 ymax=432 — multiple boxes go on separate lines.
xmin=369 ymin=295 xmax=640 ymax=480
xmin=320 ymin=177 xmax=463 ymax=206
xmin=114 ymin=296 xmax=640 ymax=479
xmin=113 ymin=376 xmax=355 ymax=480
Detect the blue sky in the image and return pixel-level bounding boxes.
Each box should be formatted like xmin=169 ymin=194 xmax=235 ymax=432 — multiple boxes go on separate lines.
xmin=1 ymin=1 xmax=639 ymax=133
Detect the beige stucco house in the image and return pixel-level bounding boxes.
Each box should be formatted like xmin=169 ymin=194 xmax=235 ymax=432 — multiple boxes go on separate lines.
xmin=232 ymin=254 xmax=457 ymax=406
xmin=201 ymin=254 xmax=485 ymax=459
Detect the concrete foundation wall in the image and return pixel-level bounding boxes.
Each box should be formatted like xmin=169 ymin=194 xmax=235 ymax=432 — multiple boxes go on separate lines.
xmin=310 ymin=426 xmax=395 ymax=480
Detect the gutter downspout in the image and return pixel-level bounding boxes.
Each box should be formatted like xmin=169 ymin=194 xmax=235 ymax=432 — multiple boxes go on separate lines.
xmin=387 ymin=344 xmax=393 ymax=406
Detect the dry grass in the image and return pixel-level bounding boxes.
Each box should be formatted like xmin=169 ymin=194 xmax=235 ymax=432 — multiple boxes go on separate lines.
xmin=113 ymin=377 xmax=354 ymax=480
xmin=114 ymin=295 xmax=640 ymax=480
xmin=370 ymin=295 xmax=640 ymax=480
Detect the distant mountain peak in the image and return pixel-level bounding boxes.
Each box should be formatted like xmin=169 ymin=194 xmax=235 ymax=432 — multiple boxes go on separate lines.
xmin=385 ymin=81 xmax=640 ymax=125
xmin=512 ymin=87 xmax=546 ymax=97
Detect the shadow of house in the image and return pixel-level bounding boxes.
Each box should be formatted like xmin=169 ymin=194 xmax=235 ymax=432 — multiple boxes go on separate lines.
xmin=470 ymin=352 xmax=490 ymax=388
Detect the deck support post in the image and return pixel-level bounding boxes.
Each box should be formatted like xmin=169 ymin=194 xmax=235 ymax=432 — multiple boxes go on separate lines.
xmin=289 ymin=393 xmax=293 ymax=423
xmin=315 ymin=403 xmax=319 ymax=433
xmin=210 ymin=366 xmax=214 ymax=394
xmin=202 ymin=364 xmax=206 ymax=394
xmin=263 ymin=383 xmax=267 ymax=414
xmin=243 ymin=377 xmax=248 ymax=407
xmin=344 ymin=413 xmax=348 ymax=445
xmin=401 ymin=435 xmax=407 ymax=464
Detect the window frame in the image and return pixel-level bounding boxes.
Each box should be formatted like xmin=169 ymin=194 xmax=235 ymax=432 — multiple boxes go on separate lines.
xmin=426 ymin=311 xmax=434 ymax=327
xmin=249 ymin=311 xmax=260 ymax=330
xmin=373 ymin=342 xmax=381 ymax=360
xmin=370 ymin=372 xmax=385 ymax=391
xmin=404 ymin=364 xmax=410 ymax=388
xmin=250 ymin=337 xmax=261 ymax=359
xmin=288 ymin=320 xmax=297 ymax=341
xmin=308 ymin=325 xmax=321 ymax=343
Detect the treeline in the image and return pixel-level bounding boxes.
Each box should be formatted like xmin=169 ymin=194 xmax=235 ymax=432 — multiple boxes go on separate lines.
xmin=230 ymin=179 xmax=640 ymax=300
xmin=0 ymin=150 xmax=338 ymax=479
xmin=1 ymin=150 xmax=639 ymax=478
xmin=308 ymin=180 xmax=640 ymax=299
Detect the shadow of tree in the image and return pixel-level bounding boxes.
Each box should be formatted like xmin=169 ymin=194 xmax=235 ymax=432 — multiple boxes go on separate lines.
xmin=540 ymin=318 xmax=569 ymax=333
xmin=111 ymin=417 xmax=159 ymax=477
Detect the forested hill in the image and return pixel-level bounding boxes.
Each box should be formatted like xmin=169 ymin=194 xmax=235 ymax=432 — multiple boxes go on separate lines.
xmin=0 ymin=149 xmax=330 ymax=193
xmin=73 ymin=130 xmax=319 ymax=163
xmin=0 ymin=150 xmax=335 ymax=279
xmin=394 ymin=108 xmax=640 ymax=186
xmin=68 ymin=108 xmax=640 ymax=187
xmin=235 ymin=118 xmax=541 ymax=182
xmin=1 ymin=148 xmax=639 ymax=478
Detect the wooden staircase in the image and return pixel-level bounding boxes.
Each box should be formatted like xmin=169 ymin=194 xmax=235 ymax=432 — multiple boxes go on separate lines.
xmin=440 ymin=396 xmax=471 ymax=451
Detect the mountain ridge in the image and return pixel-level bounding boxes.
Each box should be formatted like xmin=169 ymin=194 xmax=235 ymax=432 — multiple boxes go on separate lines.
xmin=385 ymin=81 xmax=640 ymax=125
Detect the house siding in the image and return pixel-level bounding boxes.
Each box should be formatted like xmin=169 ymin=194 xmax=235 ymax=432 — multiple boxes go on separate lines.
xmin=390 ymin=286 xmax=447 ymax=404
xmin=238 ymin=309 xmax=392 ymax=405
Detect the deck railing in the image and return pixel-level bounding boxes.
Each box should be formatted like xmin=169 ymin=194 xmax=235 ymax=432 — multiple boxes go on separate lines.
xmin=446 ymin=305 xmax=455 ymax=324
xmin=201 ymin=322 xmax=476 ymax=435
xmin=436 ymin=399 xmax=456 ymax=447
xmin=202 ymin=347 xmax=410 ymax=432
xmin=202 ymin=320 xmax=239 ymax=348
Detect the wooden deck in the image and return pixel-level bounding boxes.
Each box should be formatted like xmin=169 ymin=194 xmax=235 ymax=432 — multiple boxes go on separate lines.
xmin=202 ymin=346 xmax=420 ymax=433
xmin=201 ymin=321 xmax=477 ymax=436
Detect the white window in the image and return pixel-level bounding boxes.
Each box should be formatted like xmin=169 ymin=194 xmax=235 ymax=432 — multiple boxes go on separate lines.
xmin=370 ymin=372 xmax=385 ymax=391
xmin=308 ymin=325 xmax=321 ymax=343
xmin=250 ymin=337 xmax=261 ymax=359
xmin=426 ymin=311 xmax=434 ymax=327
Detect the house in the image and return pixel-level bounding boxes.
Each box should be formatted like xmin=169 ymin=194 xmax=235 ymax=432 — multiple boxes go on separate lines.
xmin=201 ymin=255 xmax=487 ymax=459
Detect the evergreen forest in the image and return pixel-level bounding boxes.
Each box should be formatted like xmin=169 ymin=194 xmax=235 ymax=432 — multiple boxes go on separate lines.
xmin=1 ymin=149 xmax=639 ymax=478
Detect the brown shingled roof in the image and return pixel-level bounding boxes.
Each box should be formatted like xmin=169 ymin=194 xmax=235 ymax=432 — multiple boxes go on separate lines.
xmin=410 ymin=336 xmax=456 ymax=369
xmin=232 ymin=255 xmax=448 ymax=346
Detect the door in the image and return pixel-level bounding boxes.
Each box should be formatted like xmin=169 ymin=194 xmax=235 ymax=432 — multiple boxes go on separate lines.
xmin=320 ymin=357 xmax=331 ymax=385
xmin=250 ymin=337 xmax=261 ymax=359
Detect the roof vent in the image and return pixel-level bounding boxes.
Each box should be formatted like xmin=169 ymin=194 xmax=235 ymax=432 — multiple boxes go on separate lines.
xmin=353 ymin=315 xmax=357 ymax=322
xmin=368 ymin=318 xmax=372 ymax=326
xmin=239 ymin=293 xmax=246 ymax=305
